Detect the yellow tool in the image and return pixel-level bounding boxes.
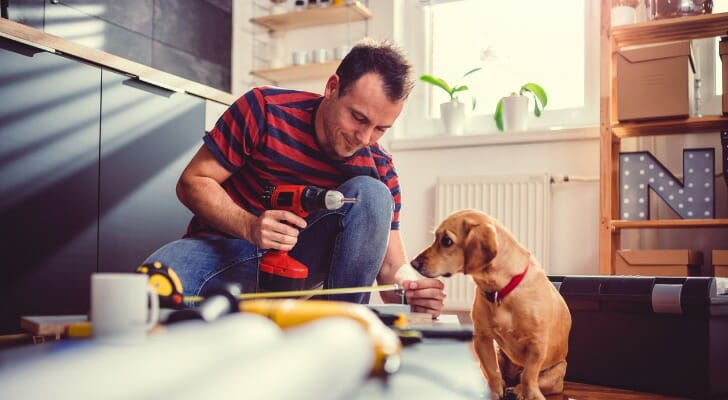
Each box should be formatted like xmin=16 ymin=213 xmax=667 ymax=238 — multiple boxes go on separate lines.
xmin=240 ymin=299 xmax=402 ymax=376
xmin=137 ymin=262 xmax=185 ymax=309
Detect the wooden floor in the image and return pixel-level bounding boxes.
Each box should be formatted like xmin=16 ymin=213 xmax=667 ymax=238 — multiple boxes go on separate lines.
xmin=561 ymin=381 xmax=686 ymax=400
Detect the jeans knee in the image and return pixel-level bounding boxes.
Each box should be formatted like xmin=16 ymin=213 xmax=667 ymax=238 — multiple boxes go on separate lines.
xmin=338 ymin=176 xmax=393 ymax=221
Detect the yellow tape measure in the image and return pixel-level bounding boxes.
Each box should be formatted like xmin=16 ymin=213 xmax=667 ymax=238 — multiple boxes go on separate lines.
xmin=137 ymin=262 xmax=403 ymax=305
xmin=184 ymin=283 xmax=402 ymax=303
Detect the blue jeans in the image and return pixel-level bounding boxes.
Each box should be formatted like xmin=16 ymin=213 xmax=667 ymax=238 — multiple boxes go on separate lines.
xmin=143 ymin=176 xmax=393 ymax=305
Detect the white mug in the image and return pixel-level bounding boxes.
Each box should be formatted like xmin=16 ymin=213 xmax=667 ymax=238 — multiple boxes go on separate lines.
xmin=310 ymin=48 xmax=329 ymax=63
xmin=333 ymin=45 xmax=350 ymax=60
xmin=91 ymin=273 xmax=159 ymax=344
xmin=292 ymin=51 xmax=308 ymax=66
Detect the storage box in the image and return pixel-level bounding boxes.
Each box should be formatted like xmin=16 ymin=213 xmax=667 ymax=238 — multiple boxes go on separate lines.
xmin=714 ymin=250 xmax=728 ymax=278
xmin=550 ymin=275 xmax=728 ymax=399
xmin=720 ymin=37 xmax=728 ymax=116
xmin=615 ymin=249 xmax=703 ymax=276
xmin=617 ymin=41 xmax=695 ymax=121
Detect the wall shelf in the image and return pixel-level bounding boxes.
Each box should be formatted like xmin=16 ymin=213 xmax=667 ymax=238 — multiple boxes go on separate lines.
xmin=611 ymin=13 xmax=728 ymax=48
xmin=611 ymin=219 xmax=728 ymax=230
xmin=250 ymin=1 xmax=372 ymax=32
xmin=251 ymin=60 xmax=339 ymax=83
xmin=611 ymin=115 xmax=728 ymax=138
xmin=599 ymin=10 xmax=728 ymax=275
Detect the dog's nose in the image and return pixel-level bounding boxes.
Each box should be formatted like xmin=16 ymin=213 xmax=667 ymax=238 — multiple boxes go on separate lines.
xmin=410 ymin=258 xmax=422 ymax=271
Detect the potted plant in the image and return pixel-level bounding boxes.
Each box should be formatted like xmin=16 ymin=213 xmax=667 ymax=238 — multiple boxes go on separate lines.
xmin=420 ymin=67 xmax=482 ymax=135
xmin=494 ymin=83 xmax=548 ymax=132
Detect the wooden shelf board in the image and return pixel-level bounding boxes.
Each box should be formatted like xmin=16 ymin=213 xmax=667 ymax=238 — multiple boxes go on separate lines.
xmin=250 ymin=2 xmax=372 ymax=32
xmin=251 ymin=61 xmax=339 ymax=83
xmin=611 ymin=219 xmax=728 ymax=230
xmin=612 ymin=12 xmax=728 ymax=48
xmin=611 ymin=115 xmax=728 ymax=137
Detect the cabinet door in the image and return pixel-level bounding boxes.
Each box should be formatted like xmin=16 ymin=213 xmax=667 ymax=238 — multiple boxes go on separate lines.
xmin=0 ymin=38 xmax=101 ymax=334
xmin=98 ymin=69 xmax=204 ymax=273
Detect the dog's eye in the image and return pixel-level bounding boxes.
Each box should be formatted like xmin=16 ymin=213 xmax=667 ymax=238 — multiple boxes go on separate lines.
xmin=440 ymin=235 xmax=453 ymax=247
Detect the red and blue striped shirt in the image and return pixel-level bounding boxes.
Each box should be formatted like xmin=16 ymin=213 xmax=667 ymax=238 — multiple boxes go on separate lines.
xmin=185 ymin=86 xmax=401 ymax=238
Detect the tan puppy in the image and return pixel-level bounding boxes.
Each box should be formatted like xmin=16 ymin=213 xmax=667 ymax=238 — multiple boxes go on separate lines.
xmin=411 ymin=209 xmax=571 ymax=400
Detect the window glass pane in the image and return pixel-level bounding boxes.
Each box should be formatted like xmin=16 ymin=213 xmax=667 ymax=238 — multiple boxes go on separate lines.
xmin=715 ymin=3 xmax=728 ymax=95
xmin=428 ymin=0 xmax=584 ymax=117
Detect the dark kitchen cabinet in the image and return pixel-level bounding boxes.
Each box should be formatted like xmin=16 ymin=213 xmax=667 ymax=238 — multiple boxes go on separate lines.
xmin=0 ymin=37 xmax=101 ymax=333
xmin=0 ymin=39 xmax=206 ymax=334
xmin=98 ymin=70 xmax=203 ymax=273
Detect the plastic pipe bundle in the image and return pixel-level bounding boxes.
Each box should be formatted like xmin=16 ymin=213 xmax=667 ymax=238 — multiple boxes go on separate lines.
xmin=0 ymin=313 xmax=282 ymax=400
xmin=170 ymin=317 xmax=374 ymax=400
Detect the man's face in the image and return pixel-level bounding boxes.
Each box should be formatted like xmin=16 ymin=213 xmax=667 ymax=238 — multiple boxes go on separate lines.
xmin=317 ymin=72 xmax=405 ymax=160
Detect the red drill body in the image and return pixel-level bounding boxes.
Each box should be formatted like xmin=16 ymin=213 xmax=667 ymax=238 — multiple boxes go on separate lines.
xmin=258 ymin=185 xmax=356 ymax=292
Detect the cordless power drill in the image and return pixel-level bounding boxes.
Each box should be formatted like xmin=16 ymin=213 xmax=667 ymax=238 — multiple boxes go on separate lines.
xmin=259 ymin=184 xmax=356 ymax=292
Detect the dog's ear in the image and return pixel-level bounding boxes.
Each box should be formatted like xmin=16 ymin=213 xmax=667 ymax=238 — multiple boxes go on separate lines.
xmin=463 ymin=222 xmax=498 ymax=271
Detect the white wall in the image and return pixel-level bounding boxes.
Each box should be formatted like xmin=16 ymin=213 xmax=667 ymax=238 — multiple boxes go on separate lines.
xmin=390 ymin=132 xmax=601 ymax=275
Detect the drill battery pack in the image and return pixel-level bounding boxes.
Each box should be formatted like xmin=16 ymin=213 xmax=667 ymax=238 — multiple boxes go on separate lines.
xmin=258 ymin=251 xmax=308 ymax=292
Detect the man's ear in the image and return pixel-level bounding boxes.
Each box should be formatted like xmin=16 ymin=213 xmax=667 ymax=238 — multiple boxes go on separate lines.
xmin=463 ymin=223 xmax=498 ymax=272
xmin=324 ymin=74 xmax=340 ymax=98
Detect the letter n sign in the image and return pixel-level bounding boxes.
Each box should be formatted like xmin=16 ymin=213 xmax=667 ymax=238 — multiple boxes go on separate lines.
xmin=619 ymin=149 xmax=715 ymax=220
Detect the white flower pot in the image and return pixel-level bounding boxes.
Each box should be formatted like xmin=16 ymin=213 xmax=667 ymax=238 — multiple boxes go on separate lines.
xmin=440 ymin=99 xmax=466 ymax=136
xmin=501 ymin=94 xmax=529 ymax=132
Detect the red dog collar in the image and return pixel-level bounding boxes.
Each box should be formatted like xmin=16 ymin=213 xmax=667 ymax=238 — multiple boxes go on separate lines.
xmin=483 ymin=264 xmax=529 ymax=305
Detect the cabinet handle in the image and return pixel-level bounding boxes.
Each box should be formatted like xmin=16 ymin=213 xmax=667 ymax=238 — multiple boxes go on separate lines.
xmin=122 ymin=77 xmax=180 ymax=98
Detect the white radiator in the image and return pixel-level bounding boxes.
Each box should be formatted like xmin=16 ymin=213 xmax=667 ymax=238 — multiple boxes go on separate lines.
xmin=435 ymin=174 xmax=551 ymax=310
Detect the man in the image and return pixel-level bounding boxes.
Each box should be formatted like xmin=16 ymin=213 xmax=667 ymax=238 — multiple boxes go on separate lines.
xmin=143 ymin=39 xmax=445 ymax=317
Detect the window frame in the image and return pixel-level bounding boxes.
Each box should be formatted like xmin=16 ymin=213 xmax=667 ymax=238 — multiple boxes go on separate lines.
xmin=396 ymin=0 xmax=601 ymax=139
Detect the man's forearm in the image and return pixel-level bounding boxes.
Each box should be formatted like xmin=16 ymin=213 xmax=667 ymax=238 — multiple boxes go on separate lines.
xmin=177 ymin=176 xmax=255 ymax=240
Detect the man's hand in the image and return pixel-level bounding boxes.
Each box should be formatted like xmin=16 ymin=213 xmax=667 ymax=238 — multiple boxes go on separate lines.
xmin=402 ymin=278 xmax=446 ymax=318
xmin=248 ymin=210 xmax=307 ymax=250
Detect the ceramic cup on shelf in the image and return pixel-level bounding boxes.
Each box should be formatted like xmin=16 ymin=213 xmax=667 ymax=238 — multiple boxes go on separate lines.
xmin=333 ymin=45 xmax=350 ymax=60
xmin=310 ymin=48 xmax=329 ymax=63
xmin=292 ymin=51 xmax=308 ymax=66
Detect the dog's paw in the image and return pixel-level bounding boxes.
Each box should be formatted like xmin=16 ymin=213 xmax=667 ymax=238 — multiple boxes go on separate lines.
xmin=506 ymin=385 xmax=546 ymax=400
xmin=503 ymin=387 xmax=519 ymax=400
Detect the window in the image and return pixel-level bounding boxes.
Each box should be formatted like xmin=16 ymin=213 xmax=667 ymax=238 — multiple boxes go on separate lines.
xmin=398 ymin=0 xmax=600 ymax=138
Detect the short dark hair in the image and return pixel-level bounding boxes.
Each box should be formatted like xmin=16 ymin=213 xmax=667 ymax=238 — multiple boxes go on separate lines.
xmin=335 ymin=38 xmax=414 ymax=102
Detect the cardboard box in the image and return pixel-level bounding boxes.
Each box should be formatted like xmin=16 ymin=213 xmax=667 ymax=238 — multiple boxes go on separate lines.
xmin=615 ymin=249 xmax=702 ymax=276
xmin=714 ymin=250 xmax=728 ymax=277
xmin=617 ymin=41 xmax=695 ymax=121
xmin=720 ymin=37 xmax=728 ymax=116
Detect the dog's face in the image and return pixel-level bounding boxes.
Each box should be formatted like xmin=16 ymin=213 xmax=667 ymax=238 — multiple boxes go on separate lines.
xmin=411 ymin=210 xmax=498 ymax=278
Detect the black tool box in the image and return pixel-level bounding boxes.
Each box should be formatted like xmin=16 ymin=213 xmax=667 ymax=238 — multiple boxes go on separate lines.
xmin=549 ymin=275 xmax=728 ymax=399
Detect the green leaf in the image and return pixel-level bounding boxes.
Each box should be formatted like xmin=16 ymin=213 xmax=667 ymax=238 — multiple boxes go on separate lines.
xmin=419 ymin=75 xmax=454 ymax=97
xmin=452 ymin=85 xmax=469 ymax=94
xmin=533 ymin=98 xmax=542 ymax=117
xmin=461 ymin=67 xmax=482 ymax=79
xmin=494 ymin=99 xmax=504 ymax=131
xmin=521 ymin=83 xmax=548 ymax=109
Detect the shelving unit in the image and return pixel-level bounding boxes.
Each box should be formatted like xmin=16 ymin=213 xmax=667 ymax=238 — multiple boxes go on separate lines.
xmin=249 ymin=1 xmax=372 ymax=84
xmin=599 ymin=6 xmax=728 ymax=275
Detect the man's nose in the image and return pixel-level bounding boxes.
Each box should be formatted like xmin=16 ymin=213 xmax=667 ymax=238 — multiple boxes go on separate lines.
xmin=354 ymin=127 xmax=373 ymax=146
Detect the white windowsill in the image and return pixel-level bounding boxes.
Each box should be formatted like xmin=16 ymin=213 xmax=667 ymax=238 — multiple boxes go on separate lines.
xmin=389 ymin=126 xmax=600 ymax=151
